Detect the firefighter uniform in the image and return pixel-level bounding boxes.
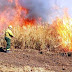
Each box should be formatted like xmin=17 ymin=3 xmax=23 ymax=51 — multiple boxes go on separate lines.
xmin=5 ymin=25 xmax=14 ymax=53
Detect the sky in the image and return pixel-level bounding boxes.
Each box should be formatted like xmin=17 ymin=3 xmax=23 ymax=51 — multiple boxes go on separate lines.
xmin=47 ymin=0 xmax=72 ymax=23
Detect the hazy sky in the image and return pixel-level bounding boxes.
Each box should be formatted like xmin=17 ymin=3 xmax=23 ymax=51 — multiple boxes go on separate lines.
xmin=46 ymin=0 xmax=72 ymax=23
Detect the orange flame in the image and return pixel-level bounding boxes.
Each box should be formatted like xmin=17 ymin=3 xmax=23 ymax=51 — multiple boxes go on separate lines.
xmin=54 ymin=9 xmax=72 ymax=52
xmin=0 ymin=0 xmax=40 ymax=32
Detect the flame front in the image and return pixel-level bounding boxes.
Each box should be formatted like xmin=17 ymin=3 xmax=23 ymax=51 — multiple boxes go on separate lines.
xmin=55 ymin=9 xmax=72 ymax=52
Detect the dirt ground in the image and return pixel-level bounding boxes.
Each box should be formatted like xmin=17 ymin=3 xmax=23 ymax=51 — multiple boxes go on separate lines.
xmin=0 ymin=49 xmax=72 ymax=72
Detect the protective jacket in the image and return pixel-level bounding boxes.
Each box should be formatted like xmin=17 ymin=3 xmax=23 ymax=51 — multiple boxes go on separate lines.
xmin=5 ymin=28 xmax=14 ymax=39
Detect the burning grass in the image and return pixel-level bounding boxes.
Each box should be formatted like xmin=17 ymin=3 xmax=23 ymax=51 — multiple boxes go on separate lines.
xmin=0 ymin=0 xmax=72 ymax=53
xmin=0 ymin=23 xmax=67 ymax=53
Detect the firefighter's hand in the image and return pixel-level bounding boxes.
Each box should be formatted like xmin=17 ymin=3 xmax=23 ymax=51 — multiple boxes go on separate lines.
xmin=12 ymin=36 xmax=15 ymax=38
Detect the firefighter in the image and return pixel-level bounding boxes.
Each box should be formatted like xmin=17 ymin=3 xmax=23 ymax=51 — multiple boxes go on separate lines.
xmin=5 ymin=25 xmax=14 ymax=53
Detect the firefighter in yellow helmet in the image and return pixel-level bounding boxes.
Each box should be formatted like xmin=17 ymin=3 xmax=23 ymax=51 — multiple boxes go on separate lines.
xmin=5 ymin=25 xmax=14 ymax=53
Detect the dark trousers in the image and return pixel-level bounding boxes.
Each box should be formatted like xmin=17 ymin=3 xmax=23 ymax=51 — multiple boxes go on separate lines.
xmin=5 ymin=37 xmax=11 ymax=50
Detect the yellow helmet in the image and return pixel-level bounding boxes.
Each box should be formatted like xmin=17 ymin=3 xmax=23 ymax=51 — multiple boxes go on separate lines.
xmin=8 ymin=25 xmax=13 ymax=29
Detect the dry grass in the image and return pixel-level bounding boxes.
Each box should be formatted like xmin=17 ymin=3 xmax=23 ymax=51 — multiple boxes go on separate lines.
xmin=0 ymin=65 xmax=55 ymax=72
xmin=0 ymin=24 xmax=65 ymax=52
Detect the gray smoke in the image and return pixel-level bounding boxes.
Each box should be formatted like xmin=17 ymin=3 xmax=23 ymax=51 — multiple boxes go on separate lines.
xmin=0 ymin=0 xmax=50 ymax=21
xmin=0 ymin=0 xmax=63 ymax=23
xmin=19 ymin=0 xmax=50 ymax=21
xmin=19 ymin=0 xmax=63 ymax=23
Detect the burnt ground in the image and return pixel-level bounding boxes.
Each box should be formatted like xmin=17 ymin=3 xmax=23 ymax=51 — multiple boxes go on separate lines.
xmin=0 ymin=48 xmax=72 ymax=72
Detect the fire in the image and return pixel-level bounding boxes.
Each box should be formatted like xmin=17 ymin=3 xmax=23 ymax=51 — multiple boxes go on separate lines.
xmin=54 ymin=9 xmax=72 ymax=52
xmin=0 ymin=0 xmax=40 ymax=32
xmin=1 ymin=0 xmax=72 ymax=52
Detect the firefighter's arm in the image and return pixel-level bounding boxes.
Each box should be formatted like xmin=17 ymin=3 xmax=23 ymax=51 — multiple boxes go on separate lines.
xmin=9 ymin=31 xmax=14 ymax=37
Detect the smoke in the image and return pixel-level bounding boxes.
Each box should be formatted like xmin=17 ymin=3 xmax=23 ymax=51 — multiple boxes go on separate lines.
xmin=18 ymin=0 xmax=64 ymax=23
xmin=0 ymin=0 xmax=51 ymax=22
xmin=19 ymin=0 xmax=50 ymax=21
xmin=0 ymin=0 xmax=63 ymax=24
xmin=0 ymin=0 xmax=15 ymax=11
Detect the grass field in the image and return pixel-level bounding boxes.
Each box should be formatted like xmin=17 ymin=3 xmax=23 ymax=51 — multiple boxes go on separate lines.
xmin=0 ymin=23 xmax=65 ymax=53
